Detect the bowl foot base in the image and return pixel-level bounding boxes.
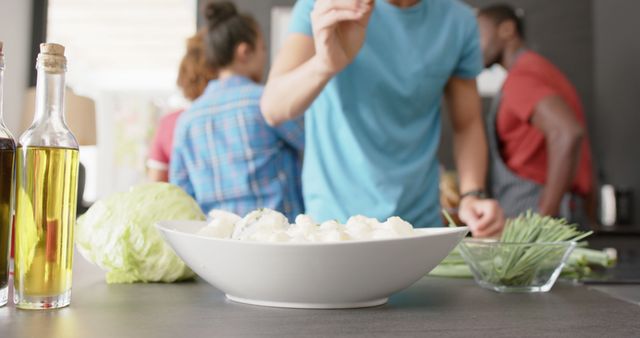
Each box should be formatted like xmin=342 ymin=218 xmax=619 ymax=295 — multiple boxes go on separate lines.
xmin=226 ymin=295 xmax=388 ymax=309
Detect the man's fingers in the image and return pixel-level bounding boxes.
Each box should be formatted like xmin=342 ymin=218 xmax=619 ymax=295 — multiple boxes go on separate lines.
xmin=473 ymin=215 xmax=493 ymax=231
xmin=483 ymin=220 xmax=504 ymax=238
xmin=459 ymin=209 xmax=489 ymax=238
xmin=313 ymin=9 xmax=367 ymax=31
xmin=477 ymin=206 xmax=504 ymax=238
xmin=471 ymin=220 xmax=500 ymax=238
xmin=312 ymin=0 xmax=372 ymax=28
xmin=457 ymin=207 xmax=478 ymax=226
xmin=315 ymin=0 xmax=368 ymax=14
xmin=468 ymin=203 xmax=494 ymax=231
xmin=460 ymin=199 xmax=505 ymax=238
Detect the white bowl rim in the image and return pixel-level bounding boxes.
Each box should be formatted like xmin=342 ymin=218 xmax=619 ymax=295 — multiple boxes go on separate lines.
xmin=155 ymin=220 xmax=469 ymax=248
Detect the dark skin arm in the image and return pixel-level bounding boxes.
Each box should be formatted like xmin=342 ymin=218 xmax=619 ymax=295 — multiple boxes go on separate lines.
xmin=531 ymin=95 xmax=585 ymax=216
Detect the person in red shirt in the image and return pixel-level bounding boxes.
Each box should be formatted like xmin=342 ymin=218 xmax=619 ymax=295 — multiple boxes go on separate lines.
xmin=477 ymin=4 xmax=594 ymax=224
xmin=147 ymin=30 xmax=218 ymax=181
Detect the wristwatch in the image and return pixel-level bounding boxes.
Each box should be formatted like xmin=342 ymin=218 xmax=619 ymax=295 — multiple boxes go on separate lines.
xmin=460 ymin=189 xmax=487 ymax=201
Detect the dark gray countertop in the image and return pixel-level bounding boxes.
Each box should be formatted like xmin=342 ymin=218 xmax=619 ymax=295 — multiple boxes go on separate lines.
xmin=1 ymin=254 xmax=639 ymax=338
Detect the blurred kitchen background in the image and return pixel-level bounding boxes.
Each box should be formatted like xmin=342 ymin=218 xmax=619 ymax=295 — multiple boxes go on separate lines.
xmin=0 ymin=0 xmax=638 ymax=223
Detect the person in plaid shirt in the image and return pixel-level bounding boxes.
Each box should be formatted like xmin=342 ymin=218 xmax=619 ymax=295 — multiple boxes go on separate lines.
xmin=170 ymin=1 xmax=304 ymax=220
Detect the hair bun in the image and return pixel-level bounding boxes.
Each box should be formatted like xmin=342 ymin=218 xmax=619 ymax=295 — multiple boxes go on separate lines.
xmin=205 ymin=1 xmax=238 ymax=27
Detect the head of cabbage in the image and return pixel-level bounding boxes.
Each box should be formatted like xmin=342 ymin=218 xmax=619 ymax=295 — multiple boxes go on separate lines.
xmin=76 ymin=183 xmax=205 ymax=283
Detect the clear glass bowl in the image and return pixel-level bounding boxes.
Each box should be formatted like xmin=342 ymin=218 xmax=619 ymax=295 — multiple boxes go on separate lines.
xmin=458 ymin=238 xmax=577 ymax=293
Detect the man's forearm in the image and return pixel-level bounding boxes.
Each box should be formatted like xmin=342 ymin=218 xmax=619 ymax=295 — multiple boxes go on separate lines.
xmin=539 ymin=130 xmax=583 ymax=216
xmin=261 ymin=56 xmax=334 ymax=126
xmin=451 ymin=101 xmax=503 ymax=238
xmin=445 ymin=78 xmax=488 ymax=195
xmin=454 ymin=120 xmax=488 ymax=193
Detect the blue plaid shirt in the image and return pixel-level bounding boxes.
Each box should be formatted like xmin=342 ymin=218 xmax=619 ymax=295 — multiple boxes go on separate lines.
xmin=169 ymin=75 xmax=304 ymax=220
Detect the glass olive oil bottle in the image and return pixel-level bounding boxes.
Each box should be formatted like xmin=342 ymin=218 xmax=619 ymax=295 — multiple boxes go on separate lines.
xmin=0 ymin=41 xmax=16 ymax=308
xmin=14 ymin=43 xmax=79 ymax=309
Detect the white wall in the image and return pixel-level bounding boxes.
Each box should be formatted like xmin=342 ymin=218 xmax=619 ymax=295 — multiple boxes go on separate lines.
xmin=0 ymin=0 xmax=32 ymax=135
xmin=270 ymin=7 xmax=292 ymax=63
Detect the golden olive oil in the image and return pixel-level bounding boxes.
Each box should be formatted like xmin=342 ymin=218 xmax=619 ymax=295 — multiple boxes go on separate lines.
xmin=14 ymin=146 xmax=78 ymax=301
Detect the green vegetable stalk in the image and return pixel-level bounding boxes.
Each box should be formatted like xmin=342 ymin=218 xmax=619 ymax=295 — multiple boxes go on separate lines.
xmin=568 ymin=247 xmax=616 ymax=268
xmin=487 ymin=211 xmax=591 ymax=286
xmin=433 ymin=211 xmax=613 ymax=283
xmin=431 ymin=246 xmax=614 ymax=280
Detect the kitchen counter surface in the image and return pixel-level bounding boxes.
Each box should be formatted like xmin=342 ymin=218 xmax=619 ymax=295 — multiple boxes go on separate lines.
xmin=1 ymin=255 xmax=639 ymax=338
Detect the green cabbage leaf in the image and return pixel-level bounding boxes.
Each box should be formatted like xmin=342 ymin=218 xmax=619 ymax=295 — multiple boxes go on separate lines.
xmin=76 ymin=183 xmax=204 ymax=283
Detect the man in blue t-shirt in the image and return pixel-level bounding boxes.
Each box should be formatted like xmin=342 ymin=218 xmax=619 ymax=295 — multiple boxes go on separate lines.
xmin=261 ymin=0 xmax=504 ymax=237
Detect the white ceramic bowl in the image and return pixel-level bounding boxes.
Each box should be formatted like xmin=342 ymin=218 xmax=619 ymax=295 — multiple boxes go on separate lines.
xmin=156 ymin=220 xmax=468 ymax=309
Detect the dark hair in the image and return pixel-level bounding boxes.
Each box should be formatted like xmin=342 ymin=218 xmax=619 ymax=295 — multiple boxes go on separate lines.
xmin=203 ymin=1 xmax=259 ymax=68
xmin=177 ymin=29 xmax=218 ymax=100
xmin=478 ymin=4 xmax=525 ymax=39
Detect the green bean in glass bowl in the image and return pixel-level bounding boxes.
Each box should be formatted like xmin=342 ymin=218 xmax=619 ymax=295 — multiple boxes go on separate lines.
xmin=457 ymin=211 xmax=592 ymax=293
xmin=459 ymin=239 xmax=576 ymax=292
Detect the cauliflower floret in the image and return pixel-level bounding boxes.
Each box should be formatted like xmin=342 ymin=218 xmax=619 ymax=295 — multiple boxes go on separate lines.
xmin=345 ymin=215 xmax=379 ymax=240
xmin=200 ymin=209 xmax=416 ymax=243
xmin=287 ymin=214 xmax=318 ymax=239
xmin=295 ymin=214 xmax=316 ymax=228
xmin=197 ymin=219 xmax=234 ymax=239
xmin=268 ymin=231 xmax=293 ymax=243
xmin=208 ymin=209 xmax=242 ymax=224
xmin=250 ymin=229 xmax=292 ymax=243
xmin=197 ymin=210 xmax=241 ymax=238
xmin=288 ymin=233 xmax=311 ymax=243
xmin=371 ymin=228 xmax=398 ymax=239
xmin=304 ymin=220 xmax=350 ymax=242
xmin=319 ymin=229 xmax=351 ymax=242
xmin=319 ymin=220 xmax=341 ymax=231
xmin=381 ymin=216 xmax=415 ymax=237
xmin=232 ymin=209 xmax=289 ymax=241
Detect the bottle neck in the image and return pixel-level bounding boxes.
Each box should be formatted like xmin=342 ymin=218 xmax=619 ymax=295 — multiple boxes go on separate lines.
xmin=0 ymin=59 xmax=15 ymax=142
xmin=33 ymin=66 xmax=66 ymax=126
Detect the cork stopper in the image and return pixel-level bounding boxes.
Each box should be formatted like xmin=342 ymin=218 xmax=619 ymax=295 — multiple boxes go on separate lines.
xmin=37 ymin=42 xmax=67 ymax=73
xmin=40 ymin=43 xmax=65 ymax=56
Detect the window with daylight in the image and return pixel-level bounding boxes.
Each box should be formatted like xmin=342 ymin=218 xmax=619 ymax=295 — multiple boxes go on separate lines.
xmin=46 ymin=0 xmax=197 ymax=203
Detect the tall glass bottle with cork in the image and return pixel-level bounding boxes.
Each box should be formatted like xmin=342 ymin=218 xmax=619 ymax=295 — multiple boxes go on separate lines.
xmin=14 ymin=43 xmax=79 ymax=309
xmin=0 ymin=41 xmax=17 ymax=308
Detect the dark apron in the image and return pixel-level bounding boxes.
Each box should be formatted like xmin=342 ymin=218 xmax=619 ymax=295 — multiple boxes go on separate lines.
xmin=485 ymin=91 xmax=587 ymax=225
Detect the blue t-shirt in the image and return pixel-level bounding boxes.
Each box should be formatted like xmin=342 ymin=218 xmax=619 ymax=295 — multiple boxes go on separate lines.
xmin=289 ymin=0 xmax=483 ymax=227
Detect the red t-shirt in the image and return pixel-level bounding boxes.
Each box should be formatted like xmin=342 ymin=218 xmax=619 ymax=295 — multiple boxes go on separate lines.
xmin=148 ymin=109 xmax=183 ymax=170
xmin=497 ymin=51 xmax=593 ymax=196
